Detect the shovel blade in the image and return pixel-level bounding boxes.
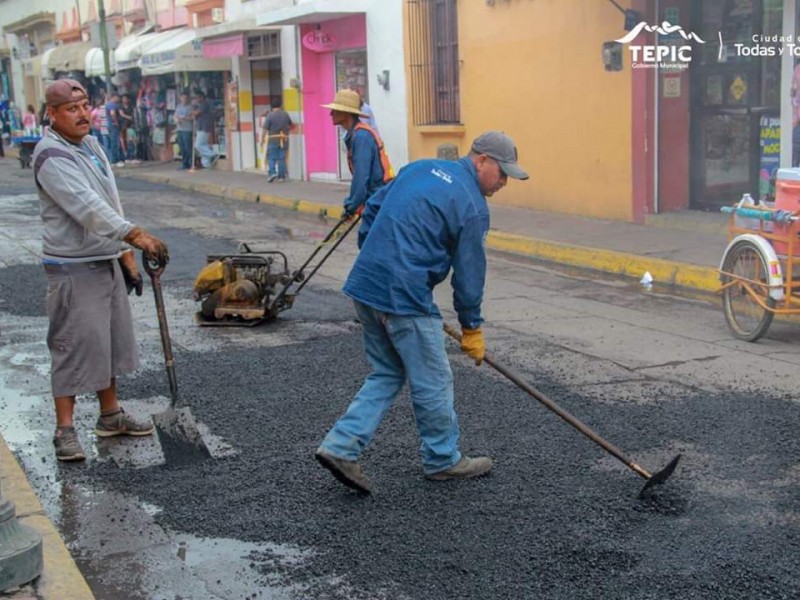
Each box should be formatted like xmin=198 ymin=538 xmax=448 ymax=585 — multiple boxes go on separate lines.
xmin=152 ymin=407 xmax=212 ymax=467
xmin=638 ymin=454 xmax=681 ymax=497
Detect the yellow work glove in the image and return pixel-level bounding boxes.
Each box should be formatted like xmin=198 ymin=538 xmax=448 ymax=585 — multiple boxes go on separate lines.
xmin=460 ymin=327 xmax=485 ymax=366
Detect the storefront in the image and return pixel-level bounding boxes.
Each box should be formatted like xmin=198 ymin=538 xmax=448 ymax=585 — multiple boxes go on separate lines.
xmin=129 ymin=27 xmax=228 ymax=162
xmin=655 ymin=0 xmax=787 ymax=212
xmin=296 ymin=15 xmax=369 ymax=182
xmin=246 ymin=31 xmax=283 ymax=171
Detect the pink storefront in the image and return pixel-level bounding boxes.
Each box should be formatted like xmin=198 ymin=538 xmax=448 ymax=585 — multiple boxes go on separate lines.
xmin=299 ymin=15 xmax=369 ymax=182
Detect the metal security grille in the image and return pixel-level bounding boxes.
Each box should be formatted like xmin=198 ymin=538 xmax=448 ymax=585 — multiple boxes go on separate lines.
xmin=247 ymin=33 xmax=281 ymax=59
xmin=407 ymin=0 xmax=460 ymax=125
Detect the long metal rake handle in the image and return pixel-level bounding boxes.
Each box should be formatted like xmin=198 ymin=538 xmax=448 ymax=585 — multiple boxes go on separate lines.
xmin=443 ymin=324 xmax=673 ymax=486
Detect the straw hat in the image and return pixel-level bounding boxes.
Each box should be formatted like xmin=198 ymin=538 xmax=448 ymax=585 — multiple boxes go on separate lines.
xmin=321 ymin=89 xmax=367 ymax=117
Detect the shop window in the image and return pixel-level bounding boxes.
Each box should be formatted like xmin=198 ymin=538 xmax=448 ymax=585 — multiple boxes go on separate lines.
xmin=407 ymin=0 xmax=460 ymax=125
xmin=248 ymin=33 xmax=280 ymax=59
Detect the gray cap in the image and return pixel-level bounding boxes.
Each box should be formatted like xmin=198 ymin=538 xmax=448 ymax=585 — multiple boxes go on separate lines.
xmin=470 ymin=131 xmax=529 ymax=180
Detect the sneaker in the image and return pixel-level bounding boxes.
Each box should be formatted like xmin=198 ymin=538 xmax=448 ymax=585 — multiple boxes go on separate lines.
xmin=115 ymin=161 xmax=126 ymax=167
xmin=315 ymin=446 xmax=372 ymax=494
xmin=276 ymin=177 xmax=286 ymax=183
xmin=268 ymin=174 xmax=278 ymax=183
xmin=54 ymin=427 xmax=86 ymax=462
xmin=94 ymin=408 xmax=155 ymax=438
xmin=425 ymin=456 xmax=493 ymax=481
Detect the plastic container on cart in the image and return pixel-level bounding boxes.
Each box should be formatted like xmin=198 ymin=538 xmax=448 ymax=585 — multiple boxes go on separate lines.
xmin=773 ymin=168 xmax=800 ymax=255
xmin=733 ymin=193 xmax=759 ymax=230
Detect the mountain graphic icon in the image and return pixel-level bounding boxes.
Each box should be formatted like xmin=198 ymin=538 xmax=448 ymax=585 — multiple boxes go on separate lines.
xmin=615 ymin=21 xmax=706 ymax=44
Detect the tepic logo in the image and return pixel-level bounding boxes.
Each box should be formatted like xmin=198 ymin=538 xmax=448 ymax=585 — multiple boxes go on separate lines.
xmin=615 ymin=21 xmax=706 ymax=70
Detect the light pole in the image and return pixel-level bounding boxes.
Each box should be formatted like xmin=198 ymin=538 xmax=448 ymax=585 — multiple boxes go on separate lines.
xmin=0 ymin=480 xmax=43 ymax=592
xmin=97 ymin=0 xmax=113 ymax=95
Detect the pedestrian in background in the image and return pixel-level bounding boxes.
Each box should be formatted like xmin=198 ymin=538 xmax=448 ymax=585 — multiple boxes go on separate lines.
xmin=90 ymin=97 xmax=108 ymax=156
xmin=192 ymin=90 xmax=219 ymax=169
xmin=260 ymin=97 xmax=292 ymax=182
xmin=22 ymin=104 xmax=38 ymax=135
xmin=174 ymin=91 xmax=194 ymax=170
xmin=106 ymin=92 xmax=123 ymax=166
xmin=321 ymin=89 xmax=393 ymax=216
xmin=32 ymin=78 xmax=169 ymax=462
xmin=315 ymin=131 xmax=529 ymax=494
xmin=358 ymin=91 xmax=380 ymax=137
xmin=118 ymin=94 xmax=135 ymax=162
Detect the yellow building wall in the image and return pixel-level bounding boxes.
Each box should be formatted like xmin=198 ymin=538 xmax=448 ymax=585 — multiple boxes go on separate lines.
xmin=406 ymin=0 xmax=633 ymax=221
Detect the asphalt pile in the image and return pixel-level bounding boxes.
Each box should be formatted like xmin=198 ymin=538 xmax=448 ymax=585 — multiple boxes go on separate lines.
xmin=54 ymin=321 xmax=800 ymax=599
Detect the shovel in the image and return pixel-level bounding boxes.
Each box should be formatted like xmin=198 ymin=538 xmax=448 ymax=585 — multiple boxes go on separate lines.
xmin=144 ymin=253 xmax=211 ymax=466
xmin=443 ymin=324 xmax=680 ymax=497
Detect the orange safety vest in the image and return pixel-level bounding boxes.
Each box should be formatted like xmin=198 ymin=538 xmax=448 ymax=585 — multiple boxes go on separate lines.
xmin=346 ymin=122 xmax=394 ymax=184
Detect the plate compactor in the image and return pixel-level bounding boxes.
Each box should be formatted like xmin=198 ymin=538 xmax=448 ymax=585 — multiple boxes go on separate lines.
xmin=193 ymin=215 xmax=360 ymax=326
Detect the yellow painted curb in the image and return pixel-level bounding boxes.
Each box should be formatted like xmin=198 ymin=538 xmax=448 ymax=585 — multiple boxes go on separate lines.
xmin=0 ymin=435 xmax=94 ymax=600
xmin=121 ymin=171 xmax=718 ymax=293
xmin=486 ymin=231 xmax=720 ymax=293
xmin=226 ymin=188 xmax=259 ymax=203
xmin=193 ymin=183 xmax=228 ymax=197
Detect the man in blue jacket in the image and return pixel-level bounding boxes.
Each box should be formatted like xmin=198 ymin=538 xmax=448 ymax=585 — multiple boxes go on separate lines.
xmin=321 ymin=89 xmax=392 ymax=215
xmin=315 ymin=131 xmax=529 ymax=494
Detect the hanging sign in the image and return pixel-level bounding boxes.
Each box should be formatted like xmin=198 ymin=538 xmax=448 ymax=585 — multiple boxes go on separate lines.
xmin=302 ymin=30 xmax=336 ymax=52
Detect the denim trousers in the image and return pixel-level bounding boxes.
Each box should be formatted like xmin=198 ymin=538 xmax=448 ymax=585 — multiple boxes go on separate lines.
xmin=194 ymin=130 xmax=217 ymax=167
xmin=106 ymin=127 xmax=121 ymax=164
xmin=177 ymin=131 xmax=193 ymax=168
xmin=267 ymin=143 xmax=287 ymax=178
xmin=321 ymin=301 xmax=462 ymax=474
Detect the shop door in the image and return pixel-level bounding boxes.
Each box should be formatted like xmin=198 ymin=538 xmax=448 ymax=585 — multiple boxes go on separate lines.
xmin=690 ymin=0 xmax=781 ymax=210
xmin=250 ymin=57 xmax=283 ymax=169
xmin=335 ymin=49 xmax=368 ymax=181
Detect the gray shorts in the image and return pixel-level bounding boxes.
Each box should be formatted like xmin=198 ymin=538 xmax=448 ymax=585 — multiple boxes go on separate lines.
xmin=44 ymin=259 xmax=140 ymax=397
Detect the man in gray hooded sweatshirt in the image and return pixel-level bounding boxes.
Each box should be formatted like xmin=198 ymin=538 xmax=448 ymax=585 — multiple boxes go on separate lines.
xmin=33 ymin=78 xmax=169 ymax=461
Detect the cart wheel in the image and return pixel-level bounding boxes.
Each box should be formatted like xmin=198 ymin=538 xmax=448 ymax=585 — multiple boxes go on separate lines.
xmin=721 ymin=239 xmax=775 ymax=342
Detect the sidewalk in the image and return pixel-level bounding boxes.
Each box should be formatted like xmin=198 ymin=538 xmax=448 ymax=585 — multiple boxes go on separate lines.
xmin=121 ymin=162 xmax=728 ymax=293
xmin=0 ymin=436 xmax=94 ymax=600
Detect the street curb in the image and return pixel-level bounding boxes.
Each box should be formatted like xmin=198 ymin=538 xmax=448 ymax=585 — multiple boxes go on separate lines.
xmin=486 ymin=230 xmax=721 ymax=293
xmin=121 ymin=170 xmax=721 ymax=294
xmin=0 ymin=434 xmax=94 ymax=600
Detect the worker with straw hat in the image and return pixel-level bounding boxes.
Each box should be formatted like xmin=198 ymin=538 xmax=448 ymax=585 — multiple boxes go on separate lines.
xmin=321 ymin=89 xmax=393 ymax=216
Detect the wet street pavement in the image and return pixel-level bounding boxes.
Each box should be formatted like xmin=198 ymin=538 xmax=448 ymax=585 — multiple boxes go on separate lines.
xmin=2 ymin=160 xmax=800 ymax=599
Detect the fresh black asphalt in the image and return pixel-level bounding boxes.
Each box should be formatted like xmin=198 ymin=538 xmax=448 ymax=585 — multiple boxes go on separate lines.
xmin=2 ymin=175 xmax=799 ymax=598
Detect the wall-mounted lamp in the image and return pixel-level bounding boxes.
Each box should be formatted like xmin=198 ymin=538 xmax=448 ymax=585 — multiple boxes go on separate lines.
xmin=377 ymin=69 xmax=390 ymax=91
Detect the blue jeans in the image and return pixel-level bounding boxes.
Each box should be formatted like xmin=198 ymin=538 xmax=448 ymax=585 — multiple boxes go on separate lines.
xmin=267 ymin=142 xmax=287 ymax=178
xmin=177 ymin=130 xmax=193 ymax=168
xmin=320 ymin=301 xmax=461 ymax=474
xmin=194 ymin=130 xmax=217 ymax=167
xmin=107 ymin=126 xmax=121 ymax=164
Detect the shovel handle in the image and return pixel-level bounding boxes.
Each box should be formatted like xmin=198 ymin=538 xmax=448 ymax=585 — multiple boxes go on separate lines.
xmin=442 ymin=323 xmax=653 ymax=481
xmin=142 ymin=251 xmax=179 ymax=408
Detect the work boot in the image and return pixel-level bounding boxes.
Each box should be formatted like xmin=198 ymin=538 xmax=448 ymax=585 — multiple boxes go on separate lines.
xmin=425 ymin=456 xmax=493 ymax=481
xmin=315 ymin=447 xmax=373 ymax=495
xmin=94 ymin=409 xmax=155 ymax=438
xmin=54 ymin=427 xmax=86 ymax=462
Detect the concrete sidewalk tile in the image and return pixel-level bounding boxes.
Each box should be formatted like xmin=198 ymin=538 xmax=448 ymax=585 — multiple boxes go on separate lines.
xmin=0 ymin=435 xmax=94 ymax=600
